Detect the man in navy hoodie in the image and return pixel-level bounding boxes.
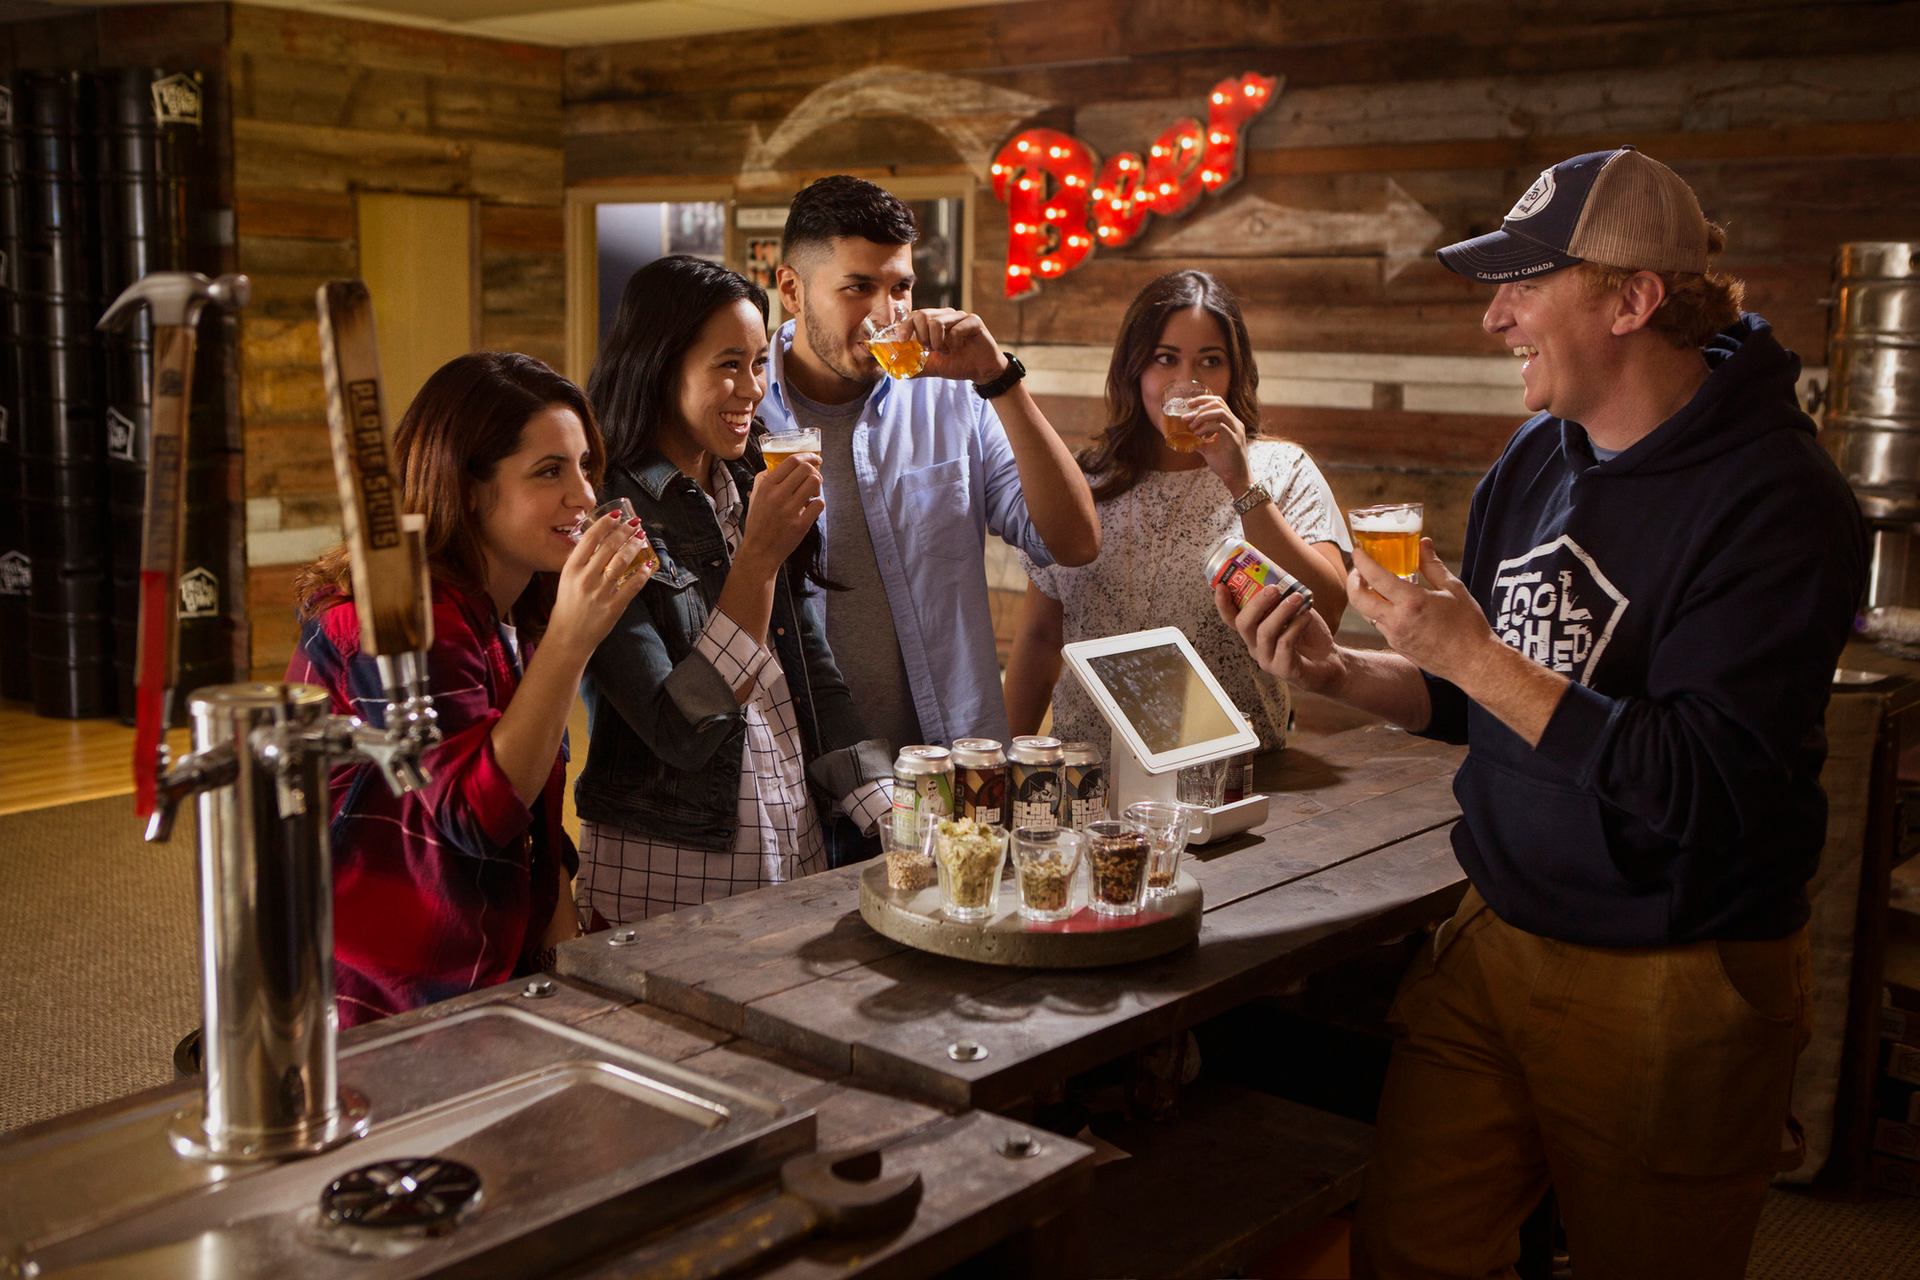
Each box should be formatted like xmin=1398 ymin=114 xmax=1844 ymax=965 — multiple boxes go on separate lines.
xmin=1220 ymin=147 xmax=1866 ymax=1278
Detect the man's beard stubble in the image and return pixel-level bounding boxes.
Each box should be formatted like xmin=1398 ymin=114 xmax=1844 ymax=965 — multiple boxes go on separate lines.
xmin=801 ymin=300 xmax=881 ymax=392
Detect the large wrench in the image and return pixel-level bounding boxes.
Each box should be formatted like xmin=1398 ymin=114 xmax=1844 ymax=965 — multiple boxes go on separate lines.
xmin=97 ymin=271 xmax=249 ymax=822
xmin=619 ymin=1147 xmax=924 ymax=1280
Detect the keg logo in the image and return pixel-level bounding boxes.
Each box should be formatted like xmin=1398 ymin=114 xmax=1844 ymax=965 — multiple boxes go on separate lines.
xmin=107 ymin=407 xmax=137 ymax=461
xmin=0 ymin=550 xmax=28 ymax=596
xmin=0 ymin=403 xmax=9 ymax=447
xmin=150 ymin=74 xmax=203 ymax=128
xmin=179 ymin=567 xmax=219 ymax=618
xmin=0 ymin=87 xmax=12 ymax=131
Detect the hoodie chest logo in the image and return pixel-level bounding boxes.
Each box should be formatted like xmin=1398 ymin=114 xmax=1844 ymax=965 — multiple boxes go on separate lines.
xmin=1491 ymin=534 xmax=1627 ymax=684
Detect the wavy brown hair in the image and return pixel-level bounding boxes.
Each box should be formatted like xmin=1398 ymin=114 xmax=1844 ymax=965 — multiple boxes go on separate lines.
xmin=1076 ymin=270 xmax=1261 ymax=503
xmin=294 ymin=351 xmax=605 ymax=638
xmin=1575 ymin=220 xmax=1746 ymax=348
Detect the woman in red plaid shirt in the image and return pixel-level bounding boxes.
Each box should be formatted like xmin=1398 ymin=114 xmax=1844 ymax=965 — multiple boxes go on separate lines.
xmin=289 ymin=352 xmax=652 ymax=1026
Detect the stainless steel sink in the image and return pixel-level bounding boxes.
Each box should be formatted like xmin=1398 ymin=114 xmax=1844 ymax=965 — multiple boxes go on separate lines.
xmin=1 ymin=1002 xmax=813 ymax=1277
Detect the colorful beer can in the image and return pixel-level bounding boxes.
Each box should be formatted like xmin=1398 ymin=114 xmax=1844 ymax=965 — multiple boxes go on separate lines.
xmin=1205 ymin=534 xmax=1313 ymax=613
xmin=1060 ymin=740 xmax=1108 ymax=830
xmin=891 ymin=746 xmax=954 ymax=850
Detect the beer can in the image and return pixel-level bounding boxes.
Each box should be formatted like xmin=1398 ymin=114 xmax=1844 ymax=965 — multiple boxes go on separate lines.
xmin=951 ymin=737 xmax=1008 ymax=827
xmin=1205 ymin=534 xmax=1312 ymax=614
xmin=891 ymin=746 xmax=954 ymax=850
xmin=1006 ymin=735 xmax=1064 ymax=833
xmin=1060 ymin=740 xmax=1108 ymax=830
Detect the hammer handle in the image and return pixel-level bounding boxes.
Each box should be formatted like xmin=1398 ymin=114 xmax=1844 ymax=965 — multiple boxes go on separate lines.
xmin=315 ymin=280 xmax=432 ymax=658
xmin=132 ymin=324 xmax=198 ymax=819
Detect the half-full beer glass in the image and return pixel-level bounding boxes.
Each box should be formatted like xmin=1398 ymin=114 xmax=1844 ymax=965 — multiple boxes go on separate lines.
xmin=1159 ymin=380 xmax=1209 ymax=452
xmin=1348 ymin=502 xmax=1424 ymax=579
xmin=863 ymin=303 xmax=927 ymax=379
xmin=760 ymin=427 xmax=821 ymax=472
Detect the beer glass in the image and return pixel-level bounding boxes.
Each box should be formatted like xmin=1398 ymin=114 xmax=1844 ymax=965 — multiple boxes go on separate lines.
xmin=760 ymin=427 xmax=821 ymax=472
xmin=572 ymin=497 xmax=656 ymax=585
xmin=1159 ymin=380 xmax=1210 ymax=452
xmin=1348 ymin=502 xmax=1424 ymax=580
xmin=1010 ymin=827 xmax=1081 ymax=922
xmin=863 ymin=303 xmax=927 ymax=379
xmin=1176 ymin=756 xmax=1230 ymax=808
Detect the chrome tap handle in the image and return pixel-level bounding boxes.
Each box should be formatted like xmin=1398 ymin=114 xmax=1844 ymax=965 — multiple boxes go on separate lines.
xmin=143 ymin=743 xmax=238 ymax=844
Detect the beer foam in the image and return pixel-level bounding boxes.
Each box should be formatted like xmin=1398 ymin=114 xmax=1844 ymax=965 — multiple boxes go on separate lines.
xmin=1349 ymin=507 xmax=1422 ymax=533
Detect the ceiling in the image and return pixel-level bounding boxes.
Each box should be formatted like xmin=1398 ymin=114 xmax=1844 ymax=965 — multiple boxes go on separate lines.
xmin=14 ymin=0 xmax=1023 ymax=46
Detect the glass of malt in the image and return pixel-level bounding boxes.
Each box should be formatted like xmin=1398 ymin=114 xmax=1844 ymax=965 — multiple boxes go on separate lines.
xmin=1347 ymin=502 xmax=1424 ymax=580
xmin=760 ymin=427 xmax=821 ymax=473
xmin=863 ymin=304 xmax=927 ymax=380
xmin=1159 ymin=380 xmax=1210 ymax=452
xmin=571 ymin=497 xmax=656 ymax=585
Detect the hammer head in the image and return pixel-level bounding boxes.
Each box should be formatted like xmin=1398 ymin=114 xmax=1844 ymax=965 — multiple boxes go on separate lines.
xmin=99 ymin=271 xmax=251 ymax=332
xmin=779 ymin=1147 xmax=924 ymax=1237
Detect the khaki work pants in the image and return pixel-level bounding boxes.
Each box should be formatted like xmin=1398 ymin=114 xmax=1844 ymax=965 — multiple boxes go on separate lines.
xmin=1354 ymin=887 xmax=1812 ymax=1280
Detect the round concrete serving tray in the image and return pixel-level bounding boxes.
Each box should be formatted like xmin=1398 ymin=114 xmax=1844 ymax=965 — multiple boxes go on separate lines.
xmin=858 ymin=861 xmax=1202 ymax=968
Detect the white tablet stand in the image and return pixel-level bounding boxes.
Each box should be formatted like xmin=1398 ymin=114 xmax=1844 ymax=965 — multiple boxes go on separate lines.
xmin=1062 ymin=627 xmax=1271 ymax=845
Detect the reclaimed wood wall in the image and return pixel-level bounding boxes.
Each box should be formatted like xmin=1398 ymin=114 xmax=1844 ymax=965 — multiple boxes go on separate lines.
xmin=226 ymin=6 xmax=565 ymax=673
xmin=565 ymin=0 xmax=1915 ymax=595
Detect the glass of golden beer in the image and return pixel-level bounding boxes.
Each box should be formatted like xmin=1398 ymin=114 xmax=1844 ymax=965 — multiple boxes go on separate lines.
xmin=760 ymin=427 xmax=821 ymax=472
xmin=863 ymin=307 xmax=927 ymax=380
xmin=1159 ymin=380 xmax=1210 ymax=452
xmin=1347 ymin=502 xmax=1424 ymax=579
xmin=572 ymin=497 xmax=657 ymax=584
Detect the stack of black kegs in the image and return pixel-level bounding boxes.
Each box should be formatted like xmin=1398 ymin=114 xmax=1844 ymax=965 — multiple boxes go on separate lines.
xmin=0 ymin=84 xmax=32 ymax=702
xmin=99 ymin=67 xmax=240 ymax=722
xmin=10 ymin=70 xmax=111 ymax=718
xmin=1 ymin=67 xmax=237 ymax=719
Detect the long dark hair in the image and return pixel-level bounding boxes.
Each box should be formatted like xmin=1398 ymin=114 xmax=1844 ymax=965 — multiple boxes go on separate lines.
xmin=1077 ymin=270 xmax=1262 ymax=502
xmin=296 ymin=351 xmax=604 ymax=639
xmin=589 ymin=254 xmax=838 ymax=593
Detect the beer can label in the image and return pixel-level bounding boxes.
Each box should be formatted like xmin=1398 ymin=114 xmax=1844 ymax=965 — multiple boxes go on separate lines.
xmin=1210 ymin=542 xmax=1308 ymax=611
xmin=1009 ymin=763 xmax=1060 ymax=832
xmin=958 ymin=765 xmax=1007 ymax=827
xmin=891 ymin=771 xmax=953 ymax=849
xmin=1064 ymin=762 xmax=1108 ymax=830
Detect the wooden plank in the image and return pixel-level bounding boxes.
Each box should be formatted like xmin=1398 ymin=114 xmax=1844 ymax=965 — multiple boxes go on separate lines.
xmin=1086 ymin=1085 xmax=1372 ymax=1280
xmin=234 ymin=188 xmax=355 ymax=242
xmin=480 ymin=203 xmax=565 ymax=254
xmin=229 ymin=3 xmax=562 ymax=90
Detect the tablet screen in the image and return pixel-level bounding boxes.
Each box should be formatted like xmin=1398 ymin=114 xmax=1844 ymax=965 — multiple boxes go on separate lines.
xmin=1085 ymin=643 xmax=1240 ymax=755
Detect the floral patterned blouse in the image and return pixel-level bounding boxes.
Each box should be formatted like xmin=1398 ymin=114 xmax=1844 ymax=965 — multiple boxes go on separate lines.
xmin=1023 ymin=440 xmax=1352 ymax=750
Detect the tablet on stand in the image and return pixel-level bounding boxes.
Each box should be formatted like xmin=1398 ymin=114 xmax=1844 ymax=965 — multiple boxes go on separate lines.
xmin=1062 ymin=628 xmax=1269 ymax=844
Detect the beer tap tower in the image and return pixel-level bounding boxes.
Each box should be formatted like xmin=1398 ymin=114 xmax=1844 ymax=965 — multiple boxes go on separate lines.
xmin=97 ymin=273 xmax=439 ymax=1162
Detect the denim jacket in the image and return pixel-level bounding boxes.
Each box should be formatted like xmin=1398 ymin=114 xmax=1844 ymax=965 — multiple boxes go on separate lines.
xmin=574 ymin=444 xmax=892 ymax=855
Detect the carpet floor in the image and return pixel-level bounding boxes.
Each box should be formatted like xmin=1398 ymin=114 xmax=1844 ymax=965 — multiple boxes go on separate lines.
xmin=0 ymin=795 xmax=200 ymax=1134
xmin=1 ymin=796 xmax=1916 ymax=1276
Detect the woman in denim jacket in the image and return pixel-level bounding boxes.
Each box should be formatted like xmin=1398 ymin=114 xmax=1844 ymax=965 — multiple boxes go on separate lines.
xmin=574 ymin=256 xmax=894 ymax=923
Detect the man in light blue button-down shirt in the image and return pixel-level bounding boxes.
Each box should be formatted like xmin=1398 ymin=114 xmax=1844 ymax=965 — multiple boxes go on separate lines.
xmin=763 ymin=177 xmax=1099 ymax=750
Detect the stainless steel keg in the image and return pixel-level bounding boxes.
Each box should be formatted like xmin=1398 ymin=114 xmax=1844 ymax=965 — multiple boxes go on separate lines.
xmin=1823 ymin=242 xmax=1920 ymax=610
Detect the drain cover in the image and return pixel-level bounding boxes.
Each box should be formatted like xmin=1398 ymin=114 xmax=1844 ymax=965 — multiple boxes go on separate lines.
xmin=320 ymin=1158 xmax=482 ymax=1234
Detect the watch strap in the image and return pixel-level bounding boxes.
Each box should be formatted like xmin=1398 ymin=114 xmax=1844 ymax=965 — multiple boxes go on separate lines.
xmin=973 ymin=351 xmax=1026 ymax=400
xmin=1232 ymin=482 xmax=1274 ymax=516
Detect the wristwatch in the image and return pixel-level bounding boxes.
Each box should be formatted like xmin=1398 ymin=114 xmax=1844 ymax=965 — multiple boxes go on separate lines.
xmin=973 ymin=351 xmax=1027 ymax=400
xmin=1232 ymin=482 xmax=1274 ymax=517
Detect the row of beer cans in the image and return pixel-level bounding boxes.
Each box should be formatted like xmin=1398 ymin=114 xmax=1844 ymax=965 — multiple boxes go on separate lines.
xmin=890 ymin=735 xmax=1106 ymax=851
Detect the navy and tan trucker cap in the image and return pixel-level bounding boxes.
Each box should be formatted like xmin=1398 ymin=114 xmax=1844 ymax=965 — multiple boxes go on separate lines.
xmin=1436 ymin=147 xmax=1709 ymax=282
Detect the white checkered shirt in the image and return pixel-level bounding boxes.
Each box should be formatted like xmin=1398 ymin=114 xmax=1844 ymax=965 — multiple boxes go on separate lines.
xmin=578 ymin=457 xmax=891 ymax=923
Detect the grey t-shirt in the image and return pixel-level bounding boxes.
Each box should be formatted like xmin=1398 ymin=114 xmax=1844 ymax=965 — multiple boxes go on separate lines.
xmin=785 ymin=384 xmax=924 ymax=754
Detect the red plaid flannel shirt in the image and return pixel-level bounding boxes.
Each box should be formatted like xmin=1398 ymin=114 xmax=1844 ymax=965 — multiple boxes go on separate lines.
xmin=287 ymin=579 xmax=576 ymax=1027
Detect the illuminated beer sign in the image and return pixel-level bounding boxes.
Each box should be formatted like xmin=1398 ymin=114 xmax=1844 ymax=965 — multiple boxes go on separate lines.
xmin=989 ymin=72 xmax=1279 ymax=298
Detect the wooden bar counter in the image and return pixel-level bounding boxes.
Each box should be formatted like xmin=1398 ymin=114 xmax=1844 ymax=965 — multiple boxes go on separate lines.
xmin=558 ymin=723 xmax=1470 ymax=1114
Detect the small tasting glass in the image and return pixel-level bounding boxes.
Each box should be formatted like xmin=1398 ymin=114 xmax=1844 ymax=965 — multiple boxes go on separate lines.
xmin=1010 ymin=827 xmax=1081 ymax=923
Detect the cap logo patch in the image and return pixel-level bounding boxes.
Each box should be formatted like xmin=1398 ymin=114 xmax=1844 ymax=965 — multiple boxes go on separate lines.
xmin=1506 ymin=168 xmax=1556 ymax=222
